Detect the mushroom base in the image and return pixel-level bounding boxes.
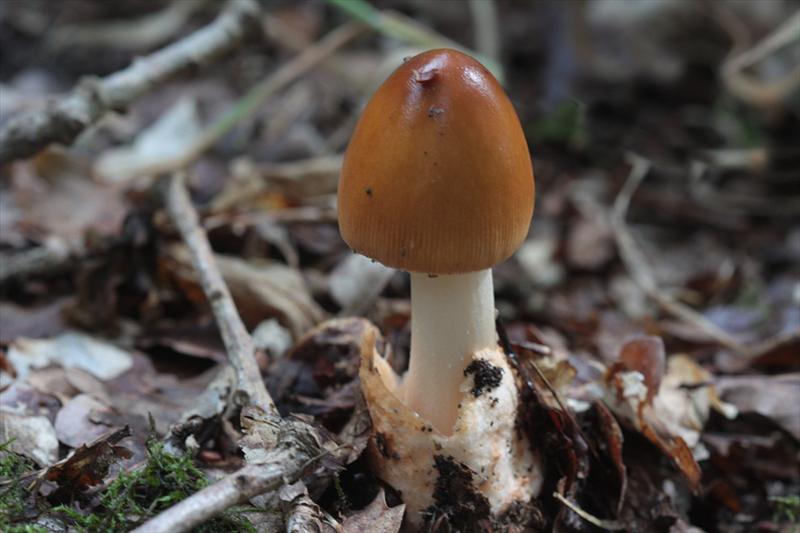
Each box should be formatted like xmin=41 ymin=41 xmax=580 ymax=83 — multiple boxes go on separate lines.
xmin=360 ymin=336 xmax=543 ymax=529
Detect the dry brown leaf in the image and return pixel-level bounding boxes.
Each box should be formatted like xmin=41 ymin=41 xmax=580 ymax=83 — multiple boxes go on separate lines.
xmin=602 ymin=338 xmax=722 ymax=491
xmin=0 ymin=408 xmax=59 ymax=466
xmin=7 ymin=149 xmax=127 ymax=248
xmin=54 ymin=394 xmax=119 ymax=449
xmin=45 ymin=426 xmax=133 ymax=497
xmin=3 ymin=332 xmax=133 ymax=388
xmin=342 ymin=489 xmax=405 ymax=533
xmin=716 ymin=373 xmax=800 ymax=440
xmin=166 ymin=244 xmax=325 ymax=338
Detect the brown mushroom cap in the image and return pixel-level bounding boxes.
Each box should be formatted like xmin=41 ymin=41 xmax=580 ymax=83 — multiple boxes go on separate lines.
xmin=338 ymin=49 xmax=535 ymax=274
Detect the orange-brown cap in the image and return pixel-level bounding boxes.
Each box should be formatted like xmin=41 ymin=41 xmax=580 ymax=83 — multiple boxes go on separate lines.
xmin=338 ymin=49 xmax=535 ymax=274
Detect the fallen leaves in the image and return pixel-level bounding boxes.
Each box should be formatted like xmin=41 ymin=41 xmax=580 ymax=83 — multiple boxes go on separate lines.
xmin=165 ymin=244 xmax=325 ymax=338
xmin=716 ymin=373 xmax=800 ymax=440
xmin=342 ymin=489 xmax=404 ymax=533
xmin=0 ymin=410 xmax=59 ymax=466
xmin=3 ymin=332 xmax=133 ymax=387
xmin=54 ymin=394 xmax=120 ymax=449
xmin=45 ymin=426 xmax=134 ymax=498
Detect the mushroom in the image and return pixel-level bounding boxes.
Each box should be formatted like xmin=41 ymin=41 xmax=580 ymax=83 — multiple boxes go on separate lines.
xmin=338 ymin=48 xmax=534 ymax=433
xmin=338 ymin=48 xmax=540 ymax=527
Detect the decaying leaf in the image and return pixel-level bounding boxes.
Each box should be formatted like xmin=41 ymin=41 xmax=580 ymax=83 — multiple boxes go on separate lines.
xmin=166 ymin=244 xmax=325 ymax=338
xmin=45 ymin=426 xmax=133 ymax=497
xmin=54 ymin=394 xmax=119 ymax=449
xmin=602 ymin=337 xmax=739 ymax=493
xmin=0 ymin=299 xmax=69 ymax=344
xmin=329 ymin=253 xmax=395 ymax=313
xmin=716 ymin=373 xmax=800 ymax=440
xmin=94 ymin=97 xmax=203 ymax=183
xmin=0 ymin=408 xmax=59 ymax=466
xmin=3 ymin=332 xmax=133 ymax=387
xmin=342 ymin=489 xmax=405 ymax=533
xmin=6 ymin=149 xmax=128 ymax=248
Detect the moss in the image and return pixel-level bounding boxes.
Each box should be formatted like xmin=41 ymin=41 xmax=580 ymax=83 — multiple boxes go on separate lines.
xmin=54 ymin=438 xmax=255 ymax=532
xmin=772 ymin=495 xmax=800 ymax=527
xmin=0 ymin=440 xmax=39 ymax=529
xmin=529 ymin=100 xmax=587 ymax=149
xmin=4 ymin=525 xmax=50 ymax=533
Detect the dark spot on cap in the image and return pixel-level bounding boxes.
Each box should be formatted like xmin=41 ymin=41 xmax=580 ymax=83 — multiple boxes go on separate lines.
xmin=464 ymin=358 xmax=503 ymax=397
xmin=428 ymin=107 xmax=444 ymax=118
xmin=365 ymin=187 xmax=372 ymax=196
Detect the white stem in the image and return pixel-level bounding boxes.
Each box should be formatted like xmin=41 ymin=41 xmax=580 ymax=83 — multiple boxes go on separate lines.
xmin=403 ymin=269 xmax=497 ymax=434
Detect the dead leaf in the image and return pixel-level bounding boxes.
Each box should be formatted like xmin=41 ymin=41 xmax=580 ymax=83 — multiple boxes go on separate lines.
xmin=342 ymin=489 xmax=405 ymax=533
xmin=166 ymin=244 xmax=325 ymax=338
xmin=0 ymin=381 xmax=61 ymax=421
xmin=0 ymin=408 xmax=59 ymax=466
xmin=94 ymin=97 xmax=203 ymax=183
xmin=613 ymin=336 xmax=665 ymax=405
xmin=45 ymin=426 xmax=133 ymax=497
xmin=54 ymin=394 xmax=119 ymax=448
xmin=3 ymin=332 xmax=133 ymax=387
xmin=716 ymin=373 xmax=800 ymax=440
xmin=0 ymin=299 xmax=69 ymax=344
xmin=8 ymin=149 xmax=127 ymax=248
xmin=567 ymin=215 xmax=615 ymax=270
xmin=329 ymin=253 xmax=395 ymax=313
xmin=603 ymin=339 xmax=711 ymax=491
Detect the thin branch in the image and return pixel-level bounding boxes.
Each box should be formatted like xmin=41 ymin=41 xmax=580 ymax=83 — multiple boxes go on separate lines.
xmin=719 ymin=9 xmax=800 ymax=108
xmin=132 ymin=417 xmax=329 ymax=533
xmin=164 ymin=173 xmax=276 ymax=414
xmin=0 ymin=246 xmax=71 ymax=285
xmin=284 ymin=489 xmax=341 ymax=533
xmin=468 ymin=0 xmax=501 ymax=64
xmin=327 ymin=0 xmax=505 ymax=81
xmin=121 ymin=21 xmax=365 ymax=179
xmin=0 ymin=0 xmax=262 ymax=163
xmin=611 ymin=153 xmax=746 ymax=354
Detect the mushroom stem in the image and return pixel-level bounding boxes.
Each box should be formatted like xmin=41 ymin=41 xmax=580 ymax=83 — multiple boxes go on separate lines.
xmin=403 ymin=269 xmax=497 ymax=433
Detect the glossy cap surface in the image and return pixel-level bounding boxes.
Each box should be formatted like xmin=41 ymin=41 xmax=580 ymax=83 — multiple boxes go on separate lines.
xmin=338 ymin=49 xmax=534 ymax=274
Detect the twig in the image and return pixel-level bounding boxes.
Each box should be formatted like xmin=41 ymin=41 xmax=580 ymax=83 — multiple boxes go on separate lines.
xmin=164 ymin=173 xmax=276 ymax=414
xmin=49 ymin=0 xmax=203 ymax=51
xmin=137 ymin=177 xmax=339 ymax=532
xmin=132 ymin=418 xmax=328 ymax=533
xmin=0 ymin=245 xmax=71 ymax=285
xmin=611 ymin=153 xmax=746 ymax=354
xmin=720 ymin=9 xmax=800 ymax=108
xmin=283 ymin=488 xmax=341 ymax=533
xmin=0 ymin=0 xmax=262 ymax=163
xmin=124 ymin=22 xmax=365 ymax=179
xmin=744 ymin=328 xmax=800 ymax=363
xmin=327 ymin=0 xmax=505 ymax=81
xmin=552 ymin=492 xmax=625 ymax=530
xmin=468 ymin=0 xmax=501 ymax=64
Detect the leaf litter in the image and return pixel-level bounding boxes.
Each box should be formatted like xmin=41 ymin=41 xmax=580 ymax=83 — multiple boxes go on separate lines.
xmin=1 ymin=0 xmax=798 ymax=531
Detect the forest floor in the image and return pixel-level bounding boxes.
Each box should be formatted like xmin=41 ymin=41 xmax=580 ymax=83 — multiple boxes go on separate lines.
xmin=1 ymin=1 xmax=798 ymax=532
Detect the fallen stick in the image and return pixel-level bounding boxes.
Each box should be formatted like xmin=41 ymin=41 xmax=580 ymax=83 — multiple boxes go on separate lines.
xmin=0 ymin=0 xmax=262 ymax=163
xmin=611 ymin=153 xmax=746 ymax=354
xmin=122 ymin=21 xmax=364 ymax=179
xmin=719 ymin=9 xmax=800 ymax=108
xmin=151 ymin=175 xmax=346 ymax=532
xmin=164 ymin=173 xmax=276 ymax=414
xmin=132 ymin=417 xmax=328 ymax=533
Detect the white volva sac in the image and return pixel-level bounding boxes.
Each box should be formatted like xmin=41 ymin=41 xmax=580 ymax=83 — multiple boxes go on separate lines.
xmin=360 ymin=327 xmax=543 ymax=528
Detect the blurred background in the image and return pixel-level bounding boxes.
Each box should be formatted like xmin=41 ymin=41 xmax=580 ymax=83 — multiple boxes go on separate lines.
xmin=1 ymin=0 xmax=799 ymax=531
